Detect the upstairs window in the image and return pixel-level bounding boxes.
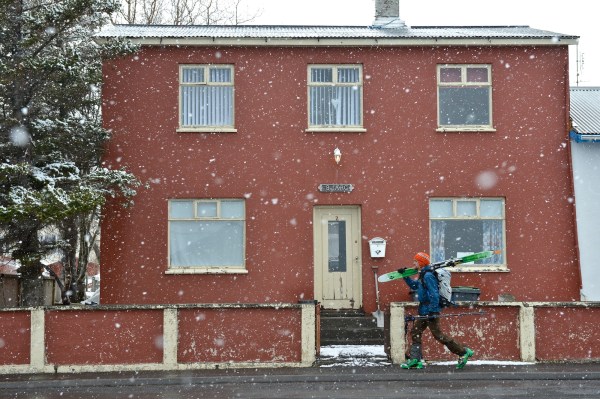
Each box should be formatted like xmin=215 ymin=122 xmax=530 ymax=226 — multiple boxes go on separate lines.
xmin=179 ymin=65 xmax=234 ymax=130
xmin=429 ymin=198 xmax=506 ymax=270
xmin=437 ymin=64 xmax=492 ymax=130
xmin=308 ymin=65 xmax=363 ymax=130
xmin=168 ymin=199 xmax=245 ymax=271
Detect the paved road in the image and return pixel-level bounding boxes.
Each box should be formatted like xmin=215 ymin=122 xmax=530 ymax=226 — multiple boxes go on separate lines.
xmin=2 ymin=363 xmax=600 ymax=398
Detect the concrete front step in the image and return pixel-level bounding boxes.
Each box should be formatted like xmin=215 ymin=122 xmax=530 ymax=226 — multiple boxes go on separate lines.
xmin=320 ymin=309 xmax=384 ymax=345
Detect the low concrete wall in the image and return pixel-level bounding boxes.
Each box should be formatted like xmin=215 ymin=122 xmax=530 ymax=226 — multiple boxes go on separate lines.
xmin=389 ymin=302 xmax=600 ymax=364
xmin=0 ymin=303 xmax=316 ymax=374
xmin=2 ymin=302 xmax=598 ymax=374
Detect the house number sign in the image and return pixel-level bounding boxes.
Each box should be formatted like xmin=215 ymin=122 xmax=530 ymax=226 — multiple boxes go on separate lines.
xmin=318 ymin=184 xmax=354 ymax=193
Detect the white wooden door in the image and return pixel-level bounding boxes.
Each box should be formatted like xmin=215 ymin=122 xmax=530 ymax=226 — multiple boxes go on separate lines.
xmin=313 ymin=206 xmax=362 ymax=309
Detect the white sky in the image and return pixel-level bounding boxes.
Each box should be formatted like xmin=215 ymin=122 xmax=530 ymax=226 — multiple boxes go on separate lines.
xmin=243 ymin=0 xmax=599 ymax=86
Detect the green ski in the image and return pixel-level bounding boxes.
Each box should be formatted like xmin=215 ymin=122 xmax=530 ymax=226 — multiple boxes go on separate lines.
xmin=377 ymin=250 xmax=501 ymax=283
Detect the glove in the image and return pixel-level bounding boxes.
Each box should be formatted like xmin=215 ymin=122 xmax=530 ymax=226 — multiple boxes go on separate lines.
xmin=397 ymin=267 xmax=407 ymax=274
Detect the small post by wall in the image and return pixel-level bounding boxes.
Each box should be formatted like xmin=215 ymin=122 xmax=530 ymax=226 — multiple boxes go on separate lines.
xmin=519 ymin=304 xmax=536 ymax=362
xmin=163 ymin=308 xmax=178 ymax=367
xmin=300 ymin=303 xmax=316 ymax=365
xmin=389 ymin=303 xmax=405 ymax=364
xmin=30 ymin=308 xmax=45 ymax=372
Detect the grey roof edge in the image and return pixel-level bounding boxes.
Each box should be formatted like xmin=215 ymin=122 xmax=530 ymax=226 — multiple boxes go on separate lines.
xmin=570 ymin=87 xmax=600 ymax=136
xmin=93 ymin=24 xmax=579 ymax=44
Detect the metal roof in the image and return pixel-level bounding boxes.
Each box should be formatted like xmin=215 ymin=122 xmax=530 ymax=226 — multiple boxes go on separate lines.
xmin=571 ymin=87 xmax=600 ymax=135
xmin=94 ymin=24 xmax=578 ymax=46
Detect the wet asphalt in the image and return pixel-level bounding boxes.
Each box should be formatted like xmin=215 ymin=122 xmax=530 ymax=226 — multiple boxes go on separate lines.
xmin=2 ymin=363 xmax=600 ymax=398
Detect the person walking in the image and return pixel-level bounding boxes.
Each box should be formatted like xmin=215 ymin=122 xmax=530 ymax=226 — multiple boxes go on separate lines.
xmin=400 ymin=252 xmax=474 ymax=369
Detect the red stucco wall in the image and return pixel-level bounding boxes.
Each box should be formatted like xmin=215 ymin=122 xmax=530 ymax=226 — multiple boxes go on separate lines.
xmin=178 ymin=308 xmax=302 ymax=363
xmin=535 ymin=306 xmax=600 ymax=361
xmin=0 ymin=311 xmax=30 ymax=365
xmin=45 ymin=309 xmax=163 ymax=365
xmin=416 ymin=305 xmax=521 ymax=361
xmin=100 ymin=44 xmax=578 ymax=309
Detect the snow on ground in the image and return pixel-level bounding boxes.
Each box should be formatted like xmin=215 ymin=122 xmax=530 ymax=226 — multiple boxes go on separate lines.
xmin=319 ymin=345 xmax=535 ymax=367
xmin=319 ymin=345 xmax=390 ymax=367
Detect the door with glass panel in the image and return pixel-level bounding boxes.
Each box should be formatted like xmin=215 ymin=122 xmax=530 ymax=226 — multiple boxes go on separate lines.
xmin=313 ymin=206 xmax=362 ymax=309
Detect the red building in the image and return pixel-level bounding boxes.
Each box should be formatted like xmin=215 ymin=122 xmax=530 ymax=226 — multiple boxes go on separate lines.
xmin=97 ymin=16 xmax=580 ymax=311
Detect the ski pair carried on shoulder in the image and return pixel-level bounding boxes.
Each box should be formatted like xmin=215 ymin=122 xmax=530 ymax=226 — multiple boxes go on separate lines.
xmin=378 ymin=250 xmax=501 ymax=283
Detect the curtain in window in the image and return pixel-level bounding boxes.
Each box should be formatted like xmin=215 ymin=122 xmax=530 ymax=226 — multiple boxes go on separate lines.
xmin=170 ymin=221 xmax=243 ymax=267
xmin=482 ymin=220 xmax=503 ymax=263
xmin=181 ymin=86 xmax=233 ymax=127
xmin=309 ymin=86 xmax=360 ymax=126
xmin=431 ymin=220 xmax=446 ymax=262
xmin=309 ymin=67 xmax=361 ymax=126
xmin=181 ymin=68 xmax=233 ymax=127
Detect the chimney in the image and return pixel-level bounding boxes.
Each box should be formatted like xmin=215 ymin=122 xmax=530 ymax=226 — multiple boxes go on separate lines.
xmin=373 ymin=0 xmax=406 ymax=28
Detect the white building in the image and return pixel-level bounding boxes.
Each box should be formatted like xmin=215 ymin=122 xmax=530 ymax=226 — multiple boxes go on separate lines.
xmin=570 ymin=87 xmax=600 ymax=300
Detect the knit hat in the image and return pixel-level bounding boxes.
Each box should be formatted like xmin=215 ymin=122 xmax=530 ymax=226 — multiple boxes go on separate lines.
xmin=414 ymin=252 xmax=430 ymax=267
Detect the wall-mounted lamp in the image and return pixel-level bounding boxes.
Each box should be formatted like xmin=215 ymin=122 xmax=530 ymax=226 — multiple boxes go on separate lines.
xmin=334 ymin=147 xmax=342 ymax=164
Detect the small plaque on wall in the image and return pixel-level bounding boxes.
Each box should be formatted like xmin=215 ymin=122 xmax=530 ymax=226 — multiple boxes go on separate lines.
xmin=318 ymin=184 xmax=354 ymax=193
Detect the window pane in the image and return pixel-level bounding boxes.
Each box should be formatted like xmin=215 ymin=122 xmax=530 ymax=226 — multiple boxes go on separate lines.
xmin=431 ymin=219 xmax=503 ymax=265
xmin=439 ymin=87 xmax=490 ymax=126
xmin=457 ymin=201 xmax=477 ymax=216
xmin=309 ymin=86 xmax=361 ymax=126
xmin=181 ymin=86 xmax=233 ymax=126
xmin=481 ymin=200 xmax=503 ymax=217
xmin=170 ymin=201 xmax=194 ymax=219
xmin=169 ymin=220 xmax=243 ymax=267
xmin=311 ymin=68 xmax=333 ymax=83
xmin=467 ymin=67 xmax=489 ymax=83
xmin=328 ymin=221 xmax=346 ymax=272
xmin=182 ymin=67 xmax=204 ymax=83
xmin=440 ymin=67 xmax=462 ymax=83
xmin=430 ymin=200 xmax=453 ymax=217
xmin=209 ymin=67 xmax=232 ymax=83
xmin=338 ymin=67 xmax=360 ymax=83
xmin=197 ymin=201 xmax=217 ymax=218
xmin=221 ymin=200 xmax=244 ymax=219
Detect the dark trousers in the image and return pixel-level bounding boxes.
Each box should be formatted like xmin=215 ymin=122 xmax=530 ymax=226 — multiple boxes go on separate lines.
xmin=409 ymin=318 xmax=466 ymax=359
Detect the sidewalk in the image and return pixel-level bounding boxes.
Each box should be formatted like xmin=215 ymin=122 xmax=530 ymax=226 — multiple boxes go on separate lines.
xmin=2 ymin=362 xmax=600 ymax=390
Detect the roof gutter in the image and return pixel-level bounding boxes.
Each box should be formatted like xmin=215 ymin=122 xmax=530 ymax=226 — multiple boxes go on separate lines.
xmin=570 ymin=130 xmax=600 ymax=143
xmin=93 ymin=37 xmax=579 ymax=47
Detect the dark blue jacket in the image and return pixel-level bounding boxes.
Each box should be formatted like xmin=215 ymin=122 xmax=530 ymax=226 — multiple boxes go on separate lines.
xmin=403 ymin=266 xmax=440 ymax=315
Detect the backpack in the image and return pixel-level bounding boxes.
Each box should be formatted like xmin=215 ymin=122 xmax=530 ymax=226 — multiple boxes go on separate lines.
xmin=434 ymin=268 xmax=453 ymax=308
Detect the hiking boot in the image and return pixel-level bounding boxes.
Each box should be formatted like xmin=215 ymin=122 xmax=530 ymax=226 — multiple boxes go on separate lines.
xmin=456 ymin=348 xmax=474 ymax=369
xmin=401 ymin=358 xmax=424 ymax=369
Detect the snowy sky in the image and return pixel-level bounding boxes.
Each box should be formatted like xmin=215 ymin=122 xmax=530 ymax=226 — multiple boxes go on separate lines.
xmin=243 ymin=0 xmax=599 ymax=86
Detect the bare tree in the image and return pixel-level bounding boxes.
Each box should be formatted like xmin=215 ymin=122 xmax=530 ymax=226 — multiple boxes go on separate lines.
xmin=143 ymin=0 xmax=165 ymax=24
xmin=119 ymin=0 xmax=139 ymax=23
xmin=113 ymin=0 xmax=262 ymax=25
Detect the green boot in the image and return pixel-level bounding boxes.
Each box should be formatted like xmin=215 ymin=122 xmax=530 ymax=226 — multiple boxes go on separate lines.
xmin=456 ymin=348 xmax=474 ymax=369
xmin=401 ymin=358 xmax=424 ymax=369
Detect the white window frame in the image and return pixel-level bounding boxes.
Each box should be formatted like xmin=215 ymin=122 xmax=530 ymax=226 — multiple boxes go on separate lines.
xmin=166 ymin=199 xmax=247 ymax=274
xmin=306 ymin=64 xmax=366 ymax=132
xmin=429 ymin=197 xmax=507 ymax=272
xmin=436 ymin=64 xmax=495 ymax=132
xmin=177 ymin=64 xmax=236 ymax=133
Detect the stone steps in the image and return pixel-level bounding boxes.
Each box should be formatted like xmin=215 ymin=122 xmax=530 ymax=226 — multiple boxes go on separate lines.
xmin=320 ymin=309 xmax=385 ymax=346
